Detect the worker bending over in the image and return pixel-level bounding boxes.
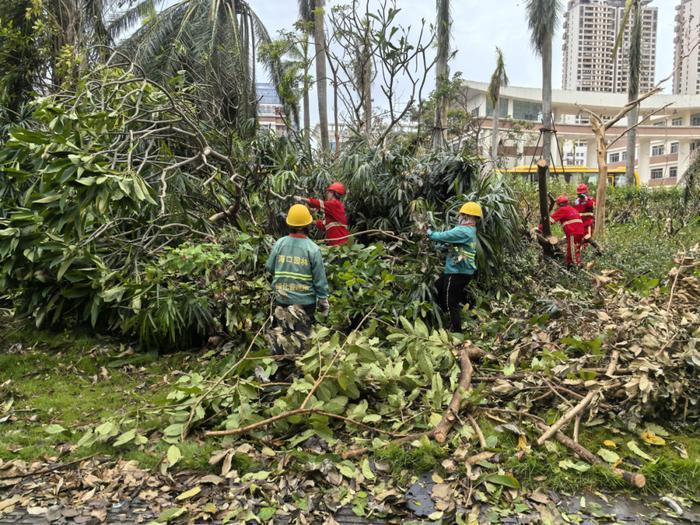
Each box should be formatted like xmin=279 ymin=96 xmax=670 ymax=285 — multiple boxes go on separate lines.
xmin=295 ymin=182 xmax=349 ymax=246
xmin=573 ymin=184 xmax=595 ymax=239
xmin=550 ymin=195 xmax=585 ymax=267
xmin=266 ymin=204 xmax=329 ymax=367
xmin=427 ymin=202 xmax=481 ymax=333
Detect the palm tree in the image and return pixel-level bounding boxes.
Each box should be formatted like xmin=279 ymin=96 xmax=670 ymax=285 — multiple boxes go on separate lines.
xmin=112 ymin=0 xmax=279 ymax=131
xmin=298 ymin=0 xmax=330 ymax=151
xmin=526 ymin=0 xmax=562 ymax=243
xmin=432 ymin=0 xmax=451 ymax=151
xmin=613 ymin=0 xmax=642 ymax=186
xmin=487 ymin=47 xmax=509 ymax=165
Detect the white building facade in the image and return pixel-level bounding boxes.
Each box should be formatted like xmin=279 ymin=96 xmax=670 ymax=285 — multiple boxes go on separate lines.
xmin=562 ymin=0 xmax=657 ymax=93
xmin=465 ymin=80 xmax=700 ymax=187
xmin=673 ymin=0 xmax=700 ymax=95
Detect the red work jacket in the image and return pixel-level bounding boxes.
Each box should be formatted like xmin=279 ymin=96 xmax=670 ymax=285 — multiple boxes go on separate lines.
xmin=550 ymin=205 xmax=585 ymax=237
xmin=574 ymin=195 xmax=596 ymax=230
xmin=308 ymin=198 xmax=349 ymax=246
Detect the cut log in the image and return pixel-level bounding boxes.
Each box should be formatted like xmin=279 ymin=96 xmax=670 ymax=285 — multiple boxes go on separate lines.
xmin=535 ymin=421 xmax=645 ymax=488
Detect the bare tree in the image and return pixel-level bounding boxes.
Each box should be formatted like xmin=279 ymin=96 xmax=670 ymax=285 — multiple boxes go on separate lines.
xmin=326 ymin=0 xmax=436 ymax=146
xmin=578 ymin=86 xmax=670 ymax=237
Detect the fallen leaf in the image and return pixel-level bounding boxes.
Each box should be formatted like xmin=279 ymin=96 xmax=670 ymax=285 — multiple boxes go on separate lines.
xmin=175 ymin=485 xmax=201 ymax=501
xmin=627 ymin=441 xmax=654 ymax=461
xmin=167 ymin=445 xmax=182 ymax=467
xmin=198 ymin=474 xmax=223 ymax=485
xmin=640 ymin=431 xmax=666 ymax=446
xmin=26 ymin=506 xmax=47 ymax=516
xmin=45 ymin=424 xmax=66 ymax=435
xmin=155 ymin=506 xmax=187 ymax=523
xmin=603 ymin=439 xmax=617 ymax=448
xmin=596 ymin=448 xmax=620 ymax=463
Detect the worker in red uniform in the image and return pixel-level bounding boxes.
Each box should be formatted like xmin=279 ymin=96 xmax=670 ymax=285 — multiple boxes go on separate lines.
xmin=294 ymin=182 xmax=349 ymax=246
xmin=573 ymin=183 xmax=595 ymax=239
xmin=550 ymin=194 xmax=585 ymax=267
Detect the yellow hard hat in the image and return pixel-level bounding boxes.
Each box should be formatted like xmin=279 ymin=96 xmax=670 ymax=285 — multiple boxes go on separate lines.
xmin=459 ymin=201 xmax=482 ymax=218
xmin=286 ymin=204 xmax=313 ymax=227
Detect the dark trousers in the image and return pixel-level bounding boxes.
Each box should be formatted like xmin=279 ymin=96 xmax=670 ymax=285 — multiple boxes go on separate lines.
xmin=436 ymin=274 xmax=473 ymax=332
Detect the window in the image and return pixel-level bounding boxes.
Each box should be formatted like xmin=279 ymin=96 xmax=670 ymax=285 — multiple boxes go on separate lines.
xmin=621 ymin=151 xmax=627 ymax=161
xmin=653 ymin=120 xmax=666 ymax=127
xmin=672 ymin=117 xmax=683 ymax=126
xmin=669 ymin=167 xmax=678 ymax=179
xmin=650 ymin=168 xmax=664 ymax=180
xmin=609 ymin=152 xmax=620 ymax=163
xmin=651 ymin=144 xmax=665 ymax=156
xmin=512 ymin=100 xmax=541 ymax=122
xmin=670 ymin=142 xmax=679 ymax=154
xmin=692 ymin=113 xmax=700 ymax=126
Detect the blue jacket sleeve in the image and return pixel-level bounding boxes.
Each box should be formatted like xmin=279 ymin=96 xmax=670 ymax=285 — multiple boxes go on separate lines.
xmin=428 ymin=227 xmax=470 ymax=244
xmin=310 ymin=247 xmax=329 ymax=299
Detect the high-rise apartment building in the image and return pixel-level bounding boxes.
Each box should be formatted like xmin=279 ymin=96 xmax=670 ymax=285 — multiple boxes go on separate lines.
xmin=673 ymin=0 xmax=700 ymax=95
xmin=562 ymin=0 xmax=658 ymax=93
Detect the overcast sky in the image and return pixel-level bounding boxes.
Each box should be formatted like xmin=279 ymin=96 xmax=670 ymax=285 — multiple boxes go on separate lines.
xmin=250 ymin=0 xmax=679 ymax=121
xmin=254 ymin=0 xmax=679 ymax=86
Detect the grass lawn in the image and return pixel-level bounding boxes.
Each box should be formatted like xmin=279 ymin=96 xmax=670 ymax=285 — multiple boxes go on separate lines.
xmin=1 ymin=219 xmax=698 ymax=496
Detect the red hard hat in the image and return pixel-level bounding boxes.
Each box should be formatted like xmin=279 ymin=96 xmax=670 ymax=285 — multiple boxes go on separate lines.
xmin=556 ymin=194 xmax=569 ymax=205
xmin=327 ymin=182 xmax=346 ymax=196
xmin=576 ymin=183 xmax=589 ymax=194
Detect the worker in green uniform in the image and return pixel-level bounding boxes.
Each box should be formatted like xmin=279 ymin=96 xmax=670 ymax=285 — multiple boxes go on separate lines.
xmin=266 ymin=204 xmax=329 ymax=367
xmin=427 ymin=202 xmax=481 ymax=333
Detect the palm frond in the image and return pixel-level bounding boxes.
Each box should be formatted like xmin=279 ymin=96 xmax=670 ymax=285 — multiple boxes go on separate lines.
xmin=487 ymin=47 xmax=508 ymax=105
xmin=107 ymin=0 xmax=173 ymax=40
xmin=525 ymin=0 xmax=562 ymax=55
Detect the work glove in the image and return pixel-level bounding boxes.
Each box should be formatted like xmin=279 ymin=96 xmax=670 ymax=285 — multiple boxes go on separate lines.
xmin=426 ymin=228 xmax=433 ymax=237
xmin=293 ymin=196 xmax=305 ymax=203
xmin=318 ymin=298 xmax=330 ymax=317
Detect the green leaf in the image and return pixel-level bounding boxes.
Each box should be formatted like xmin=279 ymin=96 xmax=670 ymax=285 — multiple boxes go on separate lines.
xmin=45 ymin=424 xmax=66 ymax=435
xmin=154 ymin=507 xmax=187 ymax=523
xmin=33 ymin=194 xmax=62 ymax=204
xmin=337 ymin=461 xmax=359 ymax=479
xmin=627 ymin=441 xmax=654 ymax=462
xmin=163 ymin=423 xmax=184 ymax=437
xmin=258 ymin=507 xmax=276 ymax=521
xmin=167 ymin=445 xmax=182 ymax=467
xmin=596 ymin=448 xmax=620 ymax=463
xmin=361 ymin=458 xmax=375 ymax=480
xmin=483 ymin=473 xmax=520 ymax=489
xmin=95 ymin=421 xmax=117 ymax=437
xmin=113 ymin=429 xmax=136 ymax=447
xmin=242 ymin=470 xmax=270 ymax=481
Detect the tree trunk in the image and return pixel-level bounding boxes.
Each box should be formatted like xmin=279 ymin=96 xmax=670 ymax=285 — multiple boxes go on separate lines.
xmin=303 ymin=34 xmax=311 ymax=132
xmin=432 ymin=0 xmax=450 ymax=151
xmin=362 ymin=45 xmax=372 ymax=139
xmin=539 ymin=32 xmax=553 ymax=255
xmin=625 ymin=107 xmax=638 ymax=185
xmin=491 ymin=93 xmax=500 ymax=164
xmin=332 ymin=64 xmax=340 ymax=158
xmin=313 ymin=0 xmax=330 ymax=152
xmin=537 ymin=160 xmax=553 ymax=256
xmin=594 ymin=136 xmax=609 ymax=238
xmin=625 ymin=0 xmax=642 ymax=186
xmin=542 ymin=33 xmax=553 ymax=166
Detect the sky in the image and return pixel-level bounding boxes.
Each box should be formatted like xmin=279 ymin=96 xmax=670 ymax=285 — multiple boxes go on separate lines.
xmin=250 ymin=0 xmax=680 ymax=123
xmin=254 ymin=0 xmax=679 ymax=86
